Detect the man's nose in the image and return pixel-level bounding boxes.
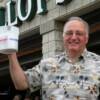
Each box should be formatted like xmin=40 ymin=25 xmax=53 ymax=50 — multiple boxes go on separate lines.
xmin=71 ymin=33 xmax=77 ymax=39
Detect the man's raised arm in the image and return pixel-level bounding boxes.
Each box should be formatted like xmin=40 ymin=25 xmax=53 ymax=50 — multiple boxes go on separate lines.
xmin=8 ymin=53 xmax=29 ymax=90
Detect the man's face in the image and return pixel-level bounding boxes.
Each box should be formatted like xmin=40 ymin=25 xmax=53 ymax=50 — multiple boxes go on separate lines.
xmin=63 ymin=20 xmax=88 ymax=52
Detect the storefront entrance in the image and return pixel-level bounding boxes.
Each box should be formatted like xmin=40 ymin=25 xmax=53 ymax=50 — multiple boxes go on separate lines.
xmin=0 ymin=7 xmax=100 ymax=100
xmin=0 ymin=32 xmax=42 ymax=100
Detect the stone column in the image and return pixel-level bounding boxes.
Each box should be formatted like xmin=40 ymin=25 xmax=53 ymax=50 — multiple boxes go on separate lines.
xmin=40 ymin=20 xmax=64 ymax=58
xmin=0 ymin=0 xmax=6 ymax=7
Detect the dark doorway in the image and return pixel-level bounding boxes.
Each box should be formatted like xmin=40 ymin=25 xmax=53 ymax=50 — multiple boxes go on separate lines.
xmin=81 ymin=8 xmax=100 ymax=55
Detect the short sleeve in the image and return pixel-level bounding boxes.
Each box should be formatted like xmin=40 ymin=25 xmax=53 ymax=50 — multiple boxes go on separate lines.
xmin=24 ymin=64 xmax=41 ymax=92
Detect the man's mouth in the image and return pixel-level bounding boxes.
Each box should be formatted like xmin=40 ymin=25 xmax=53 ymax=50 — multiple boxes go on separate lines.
xmin=68 ymin=41 xmax=80 ymax=45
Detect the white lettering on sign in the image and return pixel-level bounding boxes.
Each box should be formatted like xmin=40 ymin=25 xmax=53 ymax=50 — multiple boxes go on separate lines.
xmin=7 ymin=1 xmax=18 ymax=26
xmin=6 ymin=0 xmax=47 ymax=26
xmin=0 ymin=0 xmax=72 ymax=26
xmin=56 ymin=0 xmax=65 ymax=4
xmin=37 ymin=0 xmax=44 ymax=14
xmin=18 ymin=0 xmax=32 ymax=21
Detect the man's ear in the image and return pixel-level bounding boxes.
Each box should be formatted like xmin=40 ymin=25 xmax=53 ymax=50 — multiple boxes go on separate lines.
xmin=85 ymin=35 xmax=89 ymax=44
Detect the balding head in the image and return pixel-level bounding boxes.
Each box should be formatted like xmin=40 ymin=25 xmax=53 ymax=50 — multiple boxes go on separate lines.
xmin=63 ymin=17 xmax=89 ymax=37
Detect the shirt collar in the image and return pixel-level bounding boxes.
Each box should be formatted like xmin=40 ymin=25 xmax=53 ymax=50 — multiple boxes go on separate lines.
xmin=62 ymin=48 xmax=88 ymax=63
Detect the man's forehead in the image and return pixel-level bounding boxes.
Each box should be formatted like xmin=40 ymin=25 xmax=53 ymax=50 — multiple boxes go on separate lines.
xmin=65 ymin=20 xmax=84 ymax=27
xmin=63 ymin=20 xmax=86 ymax=31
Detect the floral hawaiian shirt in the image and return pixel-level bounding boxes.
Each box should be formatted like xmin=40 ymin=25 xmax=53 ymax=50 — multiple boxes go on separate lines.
xmin=25 ymin=50 xmax=100 ymax=100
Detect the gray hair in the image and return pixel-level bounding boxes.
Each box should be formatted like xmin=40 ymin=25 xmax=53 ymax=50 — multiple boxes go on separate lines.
xmin=63 ymin=16 xmax=89 ymax=36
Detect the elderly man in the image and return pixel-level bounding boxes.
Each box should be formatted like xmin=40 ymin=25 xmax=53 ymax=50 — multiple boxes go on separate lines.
xmin=8 ymin=17 xmax=100 ymax=100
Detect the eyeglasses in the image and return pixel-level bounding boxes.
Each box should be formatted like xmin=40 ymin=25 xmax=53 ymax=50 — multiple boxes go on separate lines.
xmin=63 ymin=30 xmax=86 ymax=36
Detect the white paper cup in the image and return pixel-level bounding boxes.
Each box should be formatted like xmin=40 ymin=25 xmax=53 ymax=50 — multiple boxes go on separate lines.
xmin=0 ymin=26 xmax=19 ymax=54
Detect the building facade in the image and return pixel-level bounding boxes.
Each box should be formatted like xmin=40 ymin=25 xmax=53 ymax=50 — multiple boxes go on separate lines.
xmin=0 ymin=0 xmax=100 ymax=99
